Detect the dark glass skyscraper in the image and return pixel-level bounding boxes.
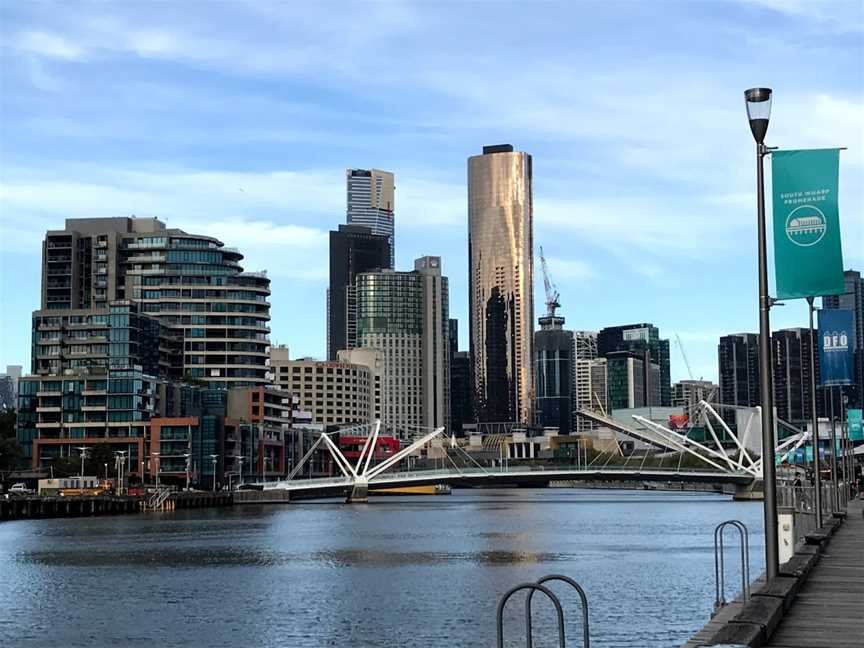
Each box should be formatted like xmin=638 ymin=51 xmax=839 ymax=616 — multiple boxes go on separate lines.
xmin=718 ymin=333 xmax=760 ymax=426
xmin=534 ymin=322 xmax=573 ymax=433
xmin=597 ymin=323 xmax=670 ymax=406
xmin=327 ymin=224 xmax=391 ymax=361
xmin=772 ymin=328 xmax=821 ymax=426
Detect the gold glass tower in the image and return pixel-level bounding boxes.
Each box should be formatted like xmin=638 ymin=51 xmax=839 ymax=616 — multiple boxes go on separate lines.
xmin=468 ymin=144 xmax=534 ymax=424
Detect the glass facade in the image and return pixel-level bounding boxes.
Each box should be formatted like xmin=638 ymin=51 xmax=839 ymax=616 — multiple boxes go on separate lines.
xmin=468 ymin=146 xmax=534 ymax=424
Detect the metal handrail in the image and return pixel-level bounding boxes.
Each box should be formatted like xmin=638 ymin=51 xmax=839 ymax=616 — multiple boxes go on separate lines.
xmin=713 ymin=519 xmax=750 ymax=610
xmin=525 ymin=575 xmax=589 ymax=648
xmin=497 ymin=583 xmax=566 ymax=648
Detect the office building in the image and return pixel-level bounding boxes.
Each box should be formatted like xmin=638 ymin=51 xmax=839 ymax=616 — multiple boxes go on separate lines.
xmin=823 ymin=269 xmax=863 ymax=408
xmin=327 ymin=224 xmax=391 ymax=360
xmin=39 ymin=217 xmax=271 ymax=388
xmin=0 ymin=365 xmax=22 ymax=411
xmin=269 ymin=346 xmax=383 ymax=427
xmin=597 ymin=323 xmax=670 ymax=406
xmin=772 ymin=328 xmax=820 ymax=425
xmin=671 ymin=379 xmax=717 ymax=411
xmin=448 ymin=319 xmax=472 ymax=435
xmin=572 ymin=331 xmax=605 ymax=432
xmin=355 ymin=256 xmax=449 ymax=435
xmin=534 ymin=314 xmax=573 ymax=434
xmin=606 ymin=351 xmax=646 ymax=411
xmin=346 ymin=168 xmax=395 ymax=266
xmin=468 ymin=144 xmax=534 ymax=424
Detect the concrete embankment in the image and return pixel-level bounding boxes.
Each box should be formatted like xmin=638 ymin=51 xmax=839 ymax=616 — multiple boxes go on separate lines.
xmin=1 ymin=491 xmax=236 ymax=521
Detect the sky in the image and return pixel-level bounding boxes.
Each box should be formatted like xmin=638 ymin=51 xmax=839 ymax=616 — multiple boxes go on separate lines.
xmin=0 ymin=0 xmax=862 ymax=383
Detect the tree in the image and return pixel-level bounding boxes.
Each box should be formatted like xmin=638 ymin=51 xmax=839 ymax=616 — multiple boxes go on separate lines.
xmin=0 ymin=409 xmax=22 ymax=471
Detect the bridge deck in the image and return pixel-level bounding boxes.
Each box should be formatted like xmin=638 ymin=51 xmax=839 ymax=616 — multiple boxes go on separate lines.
xmin=764 ymin=497 xmax=864 ymax=648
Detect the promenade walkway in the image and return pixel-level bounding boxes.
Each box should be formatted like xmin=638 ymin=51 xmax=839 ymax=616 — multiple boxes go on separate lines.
xmin=764 ymin=497 xmax=864 ymax=648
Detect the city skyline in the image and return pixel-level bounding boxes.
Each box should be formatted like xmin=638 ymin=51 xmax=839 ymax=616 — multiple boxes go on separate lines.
xmin=2 ymin=1 xmax=863 ymax=383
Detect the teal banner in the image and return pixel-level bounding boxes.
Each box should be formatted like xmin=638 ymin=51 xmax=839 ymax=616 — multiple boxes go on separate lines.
xmin=771 ymin=148 xmax=844 ymax=299
xmin=849 ymin=409 xmax=863 ymax=442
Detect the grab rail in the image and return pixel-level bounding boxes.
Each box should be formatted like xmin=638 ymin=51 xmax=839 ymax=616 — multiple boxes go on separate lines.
xmin=525 ymin=575 xmax=589 ymax=648
xmin=713 ymin=519 xmax=750 ymax=610
xmin=497 ymin=582 xmax=565 ymax=648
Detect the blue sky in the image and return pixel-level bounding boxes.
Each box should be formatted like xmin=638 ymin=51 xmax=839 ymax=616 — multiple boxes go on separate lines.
xmin=1 ymin=0 xmax=862 ymax=382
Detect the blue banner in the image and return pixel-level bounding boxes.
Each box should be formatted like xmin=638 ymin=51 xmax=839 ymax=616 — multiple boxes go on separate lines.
xmin=818 ymin=309 xmax=854 ymax=386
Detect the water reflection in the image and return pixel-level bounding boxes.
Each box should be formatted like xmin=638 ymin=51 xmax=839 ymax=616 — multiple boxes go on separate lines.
xmin=0 ymin=489 xmax=764 ymax=648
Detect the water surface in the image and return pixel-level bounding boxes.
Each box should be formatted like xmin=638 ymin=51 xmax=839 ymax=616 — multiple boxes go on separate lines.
xmin=0 ymin=488 xmax=764 ymax=647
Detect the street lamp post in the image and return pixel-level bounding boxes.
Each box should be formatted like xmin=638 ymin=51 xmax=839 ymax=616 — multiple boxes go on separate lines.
xmin=806 ymin=297 xmax=823 ymax=526
xmin=151 ymin=452 xmax=160 ymax=490
xmin=183 ymin=453 xmax=191 ymax=492
xmin=745 ymin=86 xmax=780 ymax=579
xmin=210 ymin=454 xmax=219 ymax=492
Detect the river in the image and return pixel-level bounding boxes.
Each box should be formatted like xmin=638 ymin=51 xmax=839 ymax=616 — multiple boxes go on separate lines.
xmin=0 ymin=488 xmax=764 ymax=647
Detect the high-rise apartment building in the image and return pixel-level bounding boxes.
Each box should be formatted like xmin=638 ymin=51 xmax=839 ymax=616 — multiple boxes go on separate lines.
xmin=718 ymin=333 xmax=760 ymax=409
xmin=717 ymin=332 xmax=760 ymax=428
xmin=823 ymin=269 xmax=863 ymax=408
xmin=40 ymin=217 xmax=271 ymax=388
xmin=327 ymin=224 xmax=391 ymax=360
xmin=772 ymin=328 xmax=821 ymax=425
xmin=597 ymin=323 xmax=670 ymax=406
xmin=355 ymin=257 xmax=449 ymax=435
xmin=534 ymin=314 xmax=573 ymax=433
xmin=468 ymin=144 xmax=534 ymax=424
xmin=346 ymin=169 xmax=395 ymax=266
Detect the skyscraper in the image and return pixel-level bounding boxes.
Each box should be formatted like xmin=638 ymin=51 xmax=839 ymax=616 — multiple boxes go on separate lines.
xmin=772 ymin=328 xmax=821 ymax=426
xmin=40 ymin=217 xmax=271 ymax=387
xmin=448 ymin=319 xmax=472 ymax=436
xmin=468 ymin=144 xmax=534 ymax=424
xmin=346 ymin=168 xmax=395 ymax=267
xmin=534 ymin=313 xmax=573 ymax=433
xmin=355 ymin=256 xmax=450 ymax=435
xmin=718 ymin=333 xmax=760 ymax=426
xmin=326 ymin=224 xmax=391 ymax=360
xmin=822 ymin=269 xmax=863 ymax=408
xmin=597 ymin=323 xmax=670 ymax=406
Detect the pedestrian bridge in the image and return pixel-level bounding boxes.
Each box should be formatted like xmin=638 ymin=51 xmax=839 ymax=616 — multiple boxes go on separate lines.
xmin=261 ymin=464 xmax=756 ymax=501
xmin=256 ymin=403 xmax=788 ymax=502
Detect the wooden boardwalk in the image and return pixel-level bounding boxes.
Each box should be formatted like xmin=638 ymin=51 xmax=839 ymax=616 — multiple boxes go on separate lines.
xmin=764 ymin=498 xmax=864 ymax=648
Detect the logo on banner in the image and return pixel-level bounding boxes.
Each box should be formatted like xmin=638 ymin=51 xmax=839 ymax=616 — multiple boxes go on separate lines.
xmin=785 ymin=205 xmax=827 ymax=247
xmin=822 ymin=330 xmax=849 ymax=353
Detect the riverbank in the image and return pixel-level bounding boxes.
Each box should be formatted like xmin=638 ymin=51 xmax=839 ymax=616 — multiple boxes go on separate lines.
xmin=0 ymin=491 xmax=233 ymax=521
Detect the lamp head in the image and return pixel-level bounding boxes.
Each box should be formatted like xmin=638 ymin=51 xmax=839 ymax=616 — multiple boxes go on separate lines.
xmin=744 ymin=87 xmax=772 ymax=143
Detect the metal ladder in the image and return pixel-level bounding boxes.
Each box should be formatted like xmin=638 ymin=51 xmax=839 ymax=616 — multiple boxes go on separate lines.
xmin=496 ymin=574 xmax=590 ymax=647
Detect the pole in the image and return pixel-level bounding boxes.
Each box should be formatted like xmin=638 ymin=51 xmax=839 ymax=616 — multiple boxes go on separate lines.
xmin=828 ymin=387 xmax=839 ymax=511
xmin=756 ymin=140 xmax=779 ymax=579
xmin=806 ymin=297 xmax=823 ymax=527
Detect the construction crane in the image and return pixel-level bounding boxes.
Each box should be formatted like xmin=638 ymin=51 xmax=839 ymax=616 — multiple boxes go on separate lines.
xmin=674 ymin=332 xmax=700 ymax=381
xmin=539 ymin=246 xmax=560 ymax=319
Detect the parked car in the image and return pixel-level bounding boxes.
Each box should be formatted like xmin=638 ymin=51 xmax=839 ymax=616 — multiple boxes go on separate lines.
xmin=9 ymin=483 xmax=34 ymax=495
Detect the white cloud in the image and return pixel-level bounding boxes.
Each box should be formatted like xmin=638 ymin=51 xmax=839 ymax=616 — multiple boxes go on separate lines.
xmin=15 ymin=30 xmax=85 ymax=60
xmin=543 ymin=257 xmax=595 ymax=281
